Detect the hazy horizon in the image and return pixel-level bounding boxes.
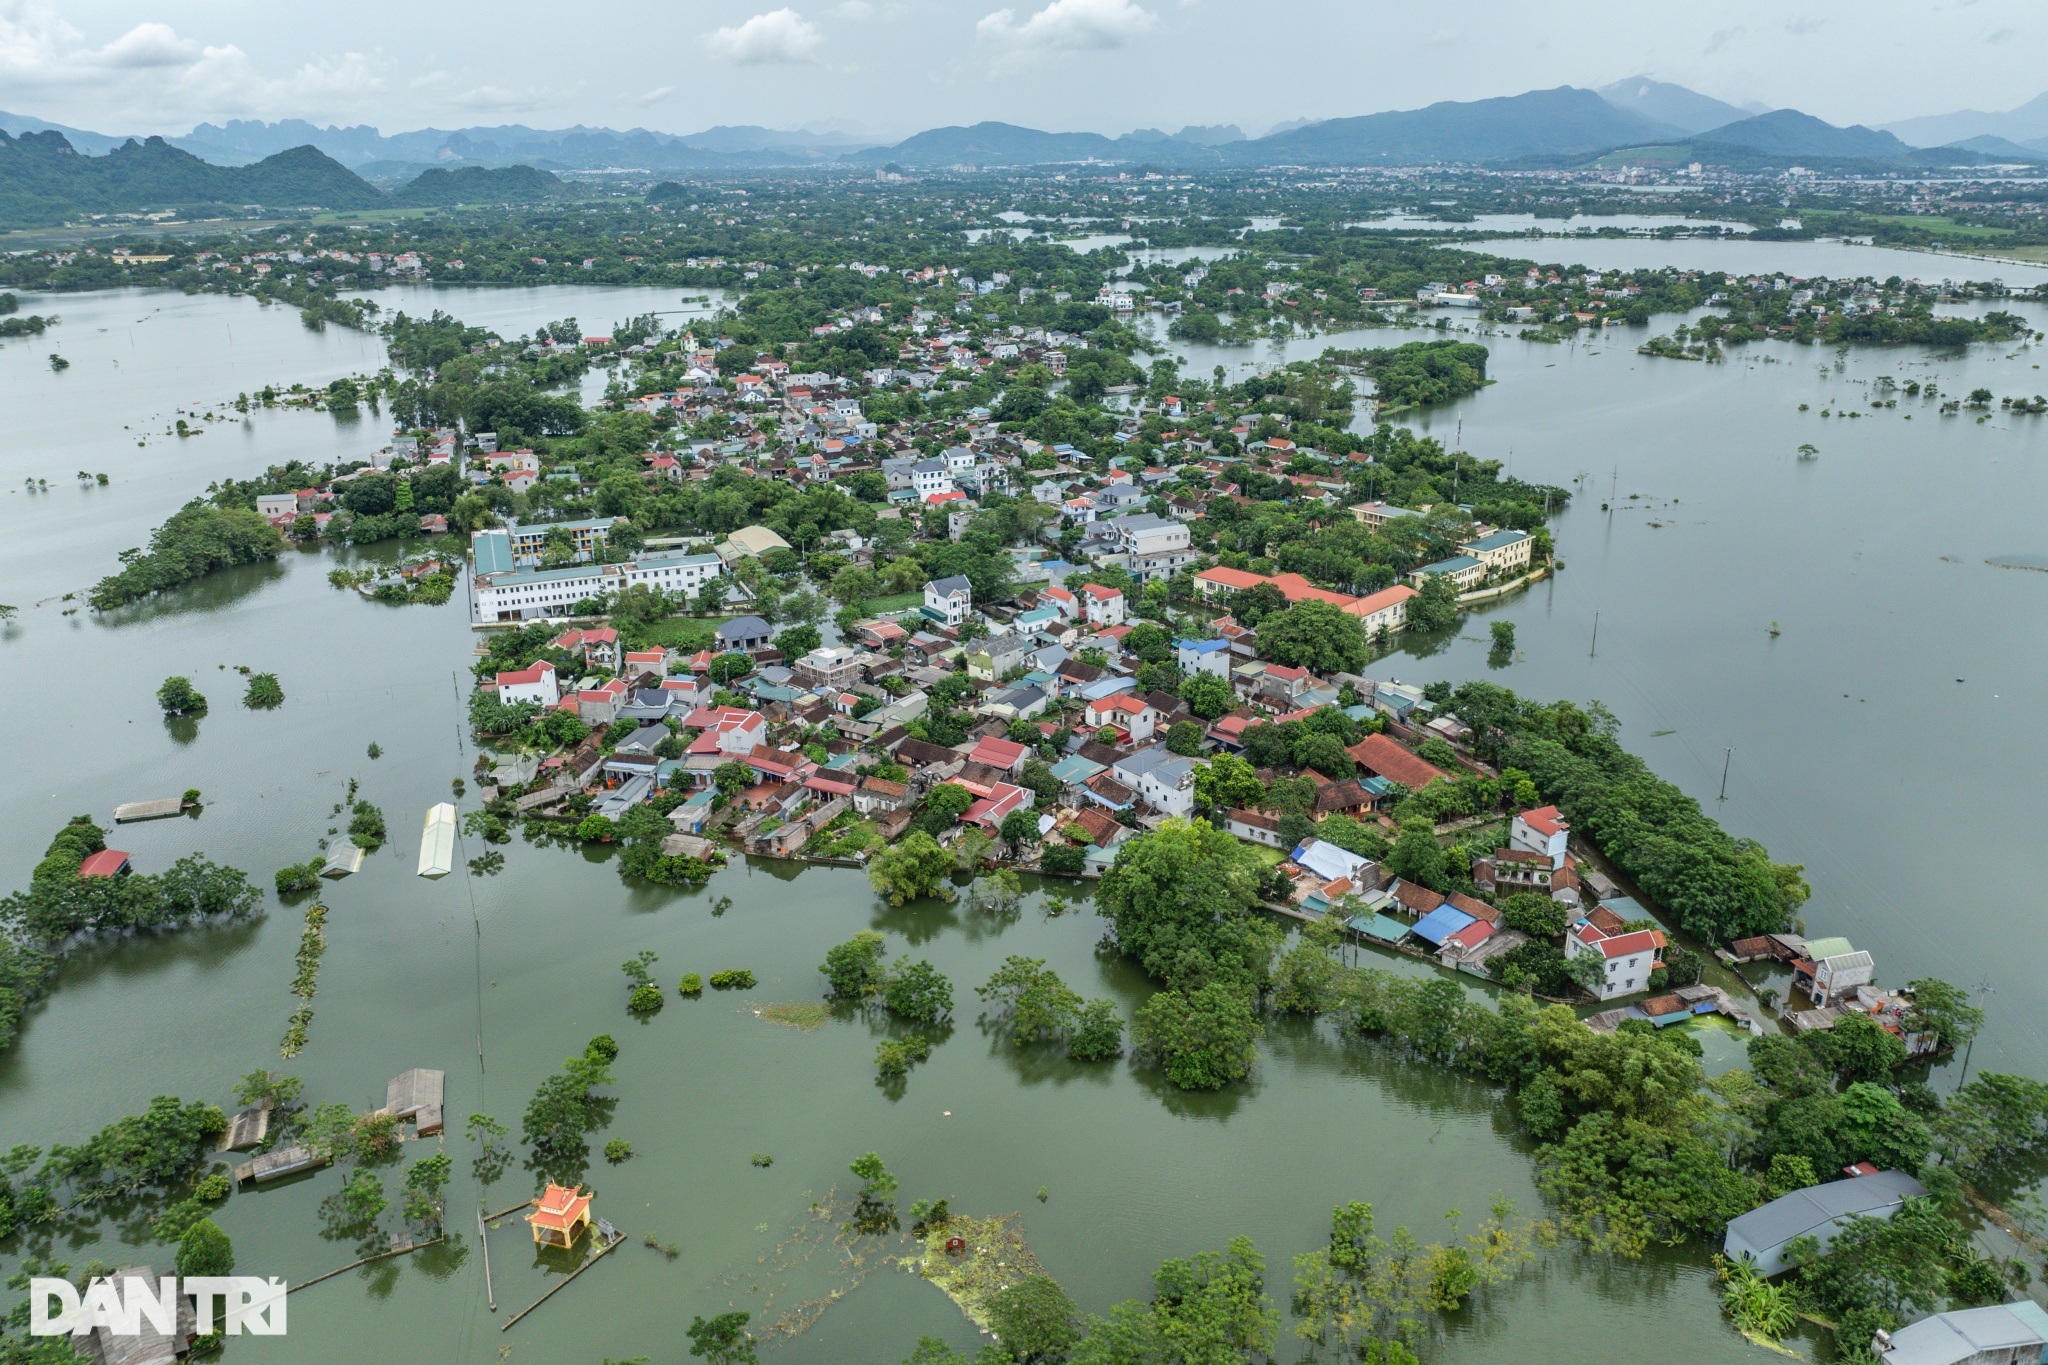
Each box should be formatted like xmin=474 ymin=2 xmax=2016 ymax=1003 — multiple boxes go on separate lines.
xmin=1 ymin=0 xmax=2039 ymax=141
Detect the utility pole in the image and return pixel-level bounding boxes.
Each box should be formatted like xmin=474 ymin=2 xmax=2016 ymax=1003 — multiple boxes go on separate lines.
xmin=1956 ymin=977 xmax=1996 ymax=1092
xmin=1719 ymin=746 xmax=1733 ymax=802
xmin=1589 ymin=612 xmax=1600 ymax=658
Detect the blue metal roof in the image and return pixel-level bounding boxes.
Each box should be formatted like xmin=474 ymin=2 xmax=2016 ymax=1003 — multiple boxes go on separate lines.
xmin=1176 ymin=637 xmax=1230 ymax=654
xmin=1410 ymin=906 xmax=1477 ymax=946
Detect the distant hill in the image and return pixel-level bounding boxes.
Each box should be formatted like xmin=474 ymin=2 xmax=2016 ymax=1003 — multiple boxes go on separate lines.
xmin=0 ymin=131 xmax=383 ymax=227
xmin=1245 ymin=87 xmax=1684 ymax=164
xmin=0 ymin=109 xmax=132 ymax=157
xmin=162 ymin=118 xmax=876 ymax=170
xmin=1694 ymin=109 xmax=1911 ymax=160
xmin=1174 ymin=124 xmax=1245 ymax=146
xmin=1943 ymin=134 xmax=2048 ymax=163
xmin=390 ymin=164 xmax=561 ymax=206
xmin=860 ymin=122 xmax=1125 ymax=166
xmin=1597 ymin=78 xmax=1752 ymax=135
xmin=1882 ymin=93 xmax=2048 ymax=149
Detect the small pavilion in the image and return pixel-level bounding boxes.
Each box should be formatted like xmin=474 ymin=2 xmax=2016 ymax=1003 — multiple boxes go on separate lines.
xmin=527 ymin=1183 xmax=593 ymax=1248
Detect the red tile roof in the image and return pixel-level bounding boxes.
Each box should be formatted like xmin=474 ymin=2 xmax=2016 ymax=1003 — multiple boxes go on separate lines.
xmin=1346 ymin=733 xmax=1449 ymax=790
xmin=1519 ymin=805 xmax=1567 ymax=837
xmin=78 ymin=849 xmax=130 ymax=878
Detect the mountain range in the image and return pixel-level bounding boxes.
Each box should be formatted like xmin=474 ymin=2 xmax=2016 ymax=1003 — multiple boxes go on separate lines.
xmin=4 ymin=80 xmax=2042 ymax=228
xmin=1880 ymin=93 xmax=2048 ymax=150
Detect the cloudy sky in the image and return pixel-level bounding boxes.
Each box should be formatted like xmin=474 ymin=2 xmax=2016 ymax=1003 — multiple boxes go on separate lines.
xmin=3 ymin=0 xmax=2040 ymax=138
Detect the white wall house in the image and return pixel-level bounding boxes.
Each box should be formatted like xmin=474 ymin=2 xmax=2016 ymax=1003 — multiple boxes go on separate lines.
xmin=923 ymin=575 xmax=974 ymax=628
xmin=1510 ymin=806 xmax=1570 ymax=869
xmin=494 ymin=659 xmax=560 ymax=707
xmin=1565 ymin=922 xmax=1665 ymax=1001
xmin=1081 ymin=583 xmax=1126 ymax=626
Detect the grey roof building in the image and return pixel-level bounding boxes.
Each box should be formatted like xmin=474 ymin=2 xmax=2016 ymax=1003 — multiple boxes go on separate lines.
xmin=1876 ymin=1302 xmax=2048 ymax=1365
xmin=717 ymin=615 xmax=774 ymax=651
xmin=1723 ymin=1169 xmax=1925 ymax=1276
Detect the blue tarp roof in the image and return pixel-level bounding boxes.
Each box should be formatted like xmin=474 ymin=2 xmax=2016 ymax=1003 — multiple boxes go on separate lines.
xmin=1411 ymin=905 xmax=1477 ymax=946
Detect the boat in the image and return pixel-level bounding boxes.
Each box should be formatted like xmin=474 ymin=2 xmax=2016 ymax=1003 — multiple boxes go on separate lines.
xmin=417 ymin=803 xmax=457 ymax=878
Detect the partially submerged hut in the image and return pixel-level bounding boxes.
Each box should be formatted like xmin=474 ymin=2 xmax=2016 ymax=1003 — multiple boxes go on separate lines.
xmin=113 ymin=798 xmax=187 ymax=822
xmin=233 ymin=1145 xmax=329 ymax=1185
xmin=321 ymin=841 xmax=364 ymax=879
xmin=417 ymin=804 xmax=456 ymax=879
xmin=385 ymin=1068 xmax=445 ymax=1135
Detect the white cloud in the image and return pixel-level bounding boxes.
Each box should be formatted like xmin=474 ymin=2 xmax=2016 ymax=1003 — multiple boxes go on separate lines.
xmin=640 ymin=84 xmax=674 ymax=102
xmin=977 ymin=0 xmax=1155 ymax=51
xmin=0 ymin=4 xmax=384 ymax=130
xmin=705 ymin=9 xmax=822 ymax=65
xmin=833 ymin=0 xmax=873 ymax=17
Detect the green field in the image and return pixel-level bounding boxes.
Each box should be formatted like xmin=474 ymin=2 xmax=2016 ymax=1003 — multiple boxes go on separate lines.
xmin=859 ymin=591 xmax=926 ymax=615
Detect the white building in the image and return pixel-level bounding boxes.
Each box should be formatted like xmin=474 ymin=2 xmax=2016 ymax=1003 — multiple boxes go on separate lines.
xmin=472 ymin=536 xmax=725 ymax=624
xmin=1565 ymin=921 xmax=1665 ymax=1000
xmin=1080 ymin=583 xmax=1126 ymax=627
xmin=494 ymin=659 xmax=560 ymax=707
xmin=1510 ymin=806 xmax=1569 ymax=869
xmin=1111 ymin=746 xmax=1195 ymax=818
xmin=912 ymin=459 xmax=955 ymax=500
xmin=1176 ymin=637 xmax=1232 ymax=678
xmin=923 ymin=575 xmax=975 ymax=628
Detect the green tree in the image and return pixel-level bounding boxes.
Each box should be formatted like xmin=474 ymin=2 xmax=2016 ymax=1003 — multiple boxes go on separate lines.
xmin=686 ymin=1310 xmax=759 ymax=1365
xmin=157 ymin=676 xmax=208 ymax=716
xmin=401 ymin=1152 xmax=452 ymax=1231
xmin=999 ymin=807 xmax=1040 ymax=851
xmin=1406 ymin=573 xmax=1460 ymax=631
xmin=1498 ymin=892 xmax=1566 ymax=940
xmin=986 ymin=1274 xmax=1078 ymax=1363
xmin=1489 ymin=620 xmax=1516 ymax=652
xmin=867 ymin=831 xmax=957 ymax=906
xmin=883 ymin=959 xmax=954 ymax=1024
xmin=1164 ymin=719 xmax=1205 ymax=756
xmin=1193 ymin=754 xmax=1266 ymax=814
xmin=713 ymin=761 xmax=755 ymax=797
xmin=1904 ymin=978 xmax=1984 ymax=1053
xmin=1096 ymin=819 xmax=1279 ymax=992
xmin=821 ymin=931 xmax=888 ymax=1000
xmin=850 ymin=1151 xmax=897 ymax=1199
xmin=1386 ymin=817 xmax=1450 ymax=892
xmin=1254 ymin=599 xmax=1368 ymax=675
xmin=1070 ymin=999 xmax=1125 ymax=1062
xmin=977 ymin=956 xmax=1083 ymax=1045
xmin=175 ymin=1217 xmax=234 ymax=1278
xmin=1131 ymin=982 xmax=1263 ymax=1090
xmin=1178 ymin=671 xmax=1235 ymax=720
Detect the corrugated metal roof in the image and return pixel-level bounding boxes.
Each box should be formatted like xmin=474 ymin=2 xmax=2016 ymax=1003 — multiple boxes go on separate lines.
xmin=1726 ymin=1170 xmax=1924 ymax=1252
xmin=417 ymin=803 xmax=457 ymax=879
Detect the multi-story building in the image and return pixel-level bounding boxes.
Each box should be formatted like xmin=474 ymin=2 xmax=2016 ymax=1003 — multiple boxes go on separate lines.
xmin=472 ymin=533 xmax=724 ymax=623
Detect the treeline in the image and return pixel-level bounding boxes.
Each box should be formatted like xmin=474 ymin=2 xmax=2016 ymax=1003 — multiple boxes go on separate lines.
xmin=1448 ymin=682 xmax=1807 ymax=945
xmin=90 ymin=503 xmax=285 ymax=610
xmin=1332 ymin=339 xmax=1490 ymax=411
xmin=0 ymin=818 xmax=262 ymax=1051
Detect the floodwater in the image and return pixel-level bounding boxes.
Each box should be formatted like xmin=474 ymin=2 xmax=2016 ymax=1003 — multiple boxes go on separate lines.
xmin=1 ymin=269 xmax=2042 ymax=1361
xmin=1352 ymin=213 xmax=1755 ymax=235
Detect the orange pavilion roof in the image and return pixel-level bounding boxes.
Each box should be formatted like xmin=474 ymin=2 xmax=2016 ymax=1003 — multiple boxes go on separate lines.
xmin=528 ymin=1183 xmax=592 ymax=1231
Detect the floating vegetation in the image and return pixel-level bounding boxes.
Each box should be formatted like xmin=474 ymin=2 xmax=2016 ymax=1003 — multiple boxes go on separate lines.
xmin=280 ymin=1007 xmax=313 ymax=1059
xmin=710 ymin=1189 xmax=890 ymax=1342
xmin=756 ymin=1001 xmax=828 ymax=1031
xmin=280 ymin=901 xmax=327 ymax=1057
xmin=909 ymin=1212 xmax=1049 ymax=1333
xmin=710 ymin=969 xmax=756 ymax=990
xmin=643 ymin=1232 xmax=680 ymax=1259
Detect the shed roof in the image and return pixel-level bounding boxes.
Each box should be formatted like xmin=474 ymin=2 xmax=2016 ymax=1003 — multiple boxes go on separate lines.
xmin=1725 ymin=1170 xmax=1925 ymax=1252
